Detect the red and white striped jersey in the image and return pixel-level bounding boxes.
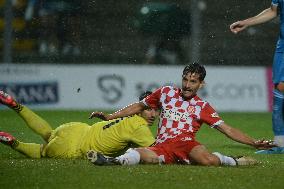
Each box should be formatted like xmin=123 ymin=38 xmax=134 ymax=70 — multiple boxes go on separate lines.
xmin=142 ymin=86 xmax=224 ymax=144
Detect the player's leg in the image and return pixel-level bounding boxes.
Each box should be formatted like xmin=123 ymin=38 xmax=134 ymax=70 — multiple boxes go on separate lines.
xmin=87 ymin=150 xmax=122 ymax=165
xmin=19 ymin=106 xmax=52 ymax=141
xmin=0 ymin=131 xmax=41 ymax=158
xmin=272 ymin=52 xmax=284 ymax=147
xmin=135 ymin=148 xmax=160 ymax=164
xmin=115 ymin=148 xmax=160 ymax=165
xmin=0 ymin=91 xmax=52 ymax=141
xmin=87 ymin=148 xmax=142 ymax=165
xmin=0 ymin=91 xmax=22 ymax=112
xmin=189 ymin=145 xmax=221 ymax=166
xmin=255 ymin=52 xmax=284 ymax=154
xmin=272 ymin=81 xmax=284 ymax=147
xmin=87 ymin=147 xmax=160 ymax=166
xmin=189 ymin=145 xmax=257 ymax=166
xmin=257 ymin=81 xmax=284 ymax=154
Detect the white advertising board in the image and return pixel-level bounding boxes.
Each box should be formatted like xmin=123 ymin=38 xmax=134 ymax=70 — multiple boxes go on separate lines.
xmin=0 ymin=64 xmax=269 ymax=112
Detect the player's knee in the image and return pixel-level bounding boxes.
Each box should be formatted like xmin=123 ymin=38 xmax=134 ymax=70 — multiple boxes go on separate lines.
xmin=198 ymin=155 xmax=219 ymax=166
xmin=190 ymin=145 xmax=219 ymax=166
xmin=135 ymin=148 xmax=159 ymax=164
xmin=142 ymin=156 xmax=160 ymax=164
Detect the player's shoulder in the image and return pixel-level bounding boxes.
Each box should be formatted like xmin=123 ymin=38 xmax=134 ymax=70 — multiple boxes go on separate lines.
xmin=161 ymin=85 xmax=180 ymax=94
xmin=162 ymin=85 xmax=178 ymax=90
xmin=127 ymin=115 xmax=148 ymax=127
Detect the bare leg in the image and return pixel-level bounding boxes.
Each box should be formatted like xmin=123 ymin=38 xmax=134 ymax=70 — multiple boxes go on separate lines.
xmin=189 ymin=145 xmax=221 ymax=166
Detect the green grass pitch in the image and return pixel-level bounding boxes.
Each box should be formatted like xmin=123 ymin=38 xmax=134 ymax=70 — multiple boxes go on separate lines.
xmin=0 ymin=110 xmax=284 ymax=189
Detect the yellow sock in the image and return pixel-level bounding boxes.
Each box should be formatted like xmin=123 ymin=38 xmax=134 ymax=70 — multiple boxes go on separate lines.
xmin=13 ymin=141 xmax=41 ymax=158
xmin=19 ymin=106 xmax=53 ymax=141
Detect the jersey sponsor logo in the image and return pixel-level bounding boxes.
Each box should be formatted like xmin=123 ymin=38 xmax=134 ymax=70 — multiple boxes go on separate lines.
xmin=162 ymin=103 xmax=202 ymax=122
xmin=162 ymin=107 xmax=192 ymax=122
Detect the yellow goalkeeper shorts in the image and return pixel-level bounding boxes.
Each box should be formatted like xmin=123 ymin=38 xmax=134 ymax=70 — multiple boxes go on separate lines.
xmin=42 ymin=122 xmax=90 ymax=158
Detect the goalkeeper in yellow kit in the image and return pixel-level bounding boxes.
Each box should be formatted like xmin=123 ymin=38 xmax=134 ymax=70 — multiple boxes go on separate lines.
xmin=0 ymin=91 xmax=158 ymax=159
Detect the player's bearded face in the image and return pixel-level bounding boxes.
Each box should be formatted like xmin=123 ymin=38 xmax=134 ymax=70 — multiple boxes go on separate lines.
xmin=181 ymin=72 xmax=204 ymax=100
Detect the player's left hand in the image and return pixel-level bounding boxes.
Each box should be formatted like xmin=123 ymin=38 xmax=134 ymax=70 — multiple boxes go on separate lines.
xmin=230 ymin=21 xmax=247 ymax=34
xmin=253 ymin=139 xmax=278 ymax=150
xmin=89 ymin=111 xmax=110 ymax=120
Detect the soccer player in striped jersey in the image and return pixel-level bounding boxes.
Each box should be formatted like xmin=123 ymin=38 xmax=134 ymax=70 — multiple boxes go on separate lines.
xmin=88 ymin=63 xmax=276 ymax=166
xmin=0 ymin=91 xmax=158 ymax=159
xmin=230 ymin=0 xmax=284 ymax=154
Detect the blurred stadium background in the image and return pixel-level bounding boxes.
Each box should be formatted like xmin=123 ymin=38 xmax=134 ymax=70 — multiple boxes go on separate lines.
xmin=0 ymin=0 xmax=277 ymax=112
xmin=1 ymin=2 xmax=283 ymax=188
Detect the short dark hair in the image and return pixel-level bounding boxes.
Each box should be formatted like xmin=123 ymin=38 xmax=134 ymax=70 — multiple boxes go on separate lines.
xmin=182 ymin=62 xmax=206 ymax=81
xmin=139 ymin=91 xmax=152 ymax=101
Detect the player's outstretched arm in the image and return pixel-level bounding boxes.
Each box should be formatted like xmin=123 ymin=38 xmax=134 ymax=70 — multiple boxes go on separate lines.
xmin=89 ymin=102 xmax=146 ymax=121
xmin=89 ymin=111 xmax=110 ymax=120
xmin=216 ymin=123 xmax=276 ymax=150
xmin=230 ymin=6 xmax=277 ymax=34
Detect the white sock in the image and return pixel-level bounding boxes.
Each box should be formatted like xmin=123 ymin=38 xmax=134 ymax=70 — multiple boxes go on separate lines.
xmin=115 ymin=148 xmax=140 ymax=165
xmin=274 ymin=135 xmax=284 ymax=147
xmin=212 ymin=152 xmax=237 ymax=166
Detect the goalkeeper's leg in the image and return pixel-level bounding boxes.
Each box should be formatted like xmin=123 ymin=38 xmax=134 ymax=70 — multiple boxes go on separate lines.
xmin=0 ymin=131 xmax=41 ymax=158
xmin=87 ymin=148 xmax=160 ymax=166
xmin=0 ymin=91 xmax=52 ymax=141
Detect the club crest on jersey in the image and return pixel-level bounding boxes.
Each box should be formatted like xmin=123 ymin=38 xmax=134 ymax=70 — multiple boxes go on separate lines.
xmin=187 ymin=106 xmax=196 ymax=114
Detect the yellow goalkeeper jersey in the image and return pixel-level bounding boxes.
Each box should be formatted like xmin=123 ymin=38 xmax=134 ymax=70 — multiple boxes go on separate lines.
xmin=80 ymin=115 xmax=155 ymax=156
